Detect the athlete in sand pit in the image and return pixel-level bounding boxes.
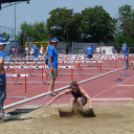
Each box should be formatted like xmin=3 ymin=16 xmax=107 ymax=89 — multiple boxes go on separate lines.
xmin=45 ymin=81 xmax=93 ymax=111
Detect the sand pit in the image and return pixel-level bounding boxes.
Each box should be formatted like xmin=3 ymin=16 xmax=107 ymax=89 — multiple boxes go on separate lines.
xmin=0 ymin=104 xmax=134 ymax=134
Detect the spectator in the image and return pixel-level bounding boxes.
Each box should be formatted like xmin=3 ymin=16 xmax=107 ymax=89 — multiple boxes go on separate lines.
xmin=0 ymin=38 xmax=11 ymax=117
xmin=39 ymin=45 xmax=44 ymax=60
xmin=83 ymin=46 xmax=87 ymax=60
xmin=69 ymin=47 xmax=73 ymax=54
xmin=9 ymin=46 xmax=14 ymax=61
xmin=43 ymin=41 xmax=51 ymax=76
xmin=31 ymin=42 xmax=39 ymax=65
xmin=14 ymin=46 xmax=18 ymax=61
xmin=48 ymin=37 xmax=58 ymax=96
xmin=25 ymin=46 xmax=30 ymax=61
xmin=18 ymin=46 xmax=25 ymax=62
xmin=86 ymin=44 xmax=93 ymax=67
xmin=96 ymin=45 xmax=101 ymax=54
xmin=120 ymin=44 xmax=130 ymax=68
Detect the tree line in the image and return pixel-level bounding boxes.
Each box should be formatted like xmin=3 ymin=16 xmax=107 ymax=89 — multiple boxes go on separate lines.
xmin=14 ymin=5 xmax=134 ymax=47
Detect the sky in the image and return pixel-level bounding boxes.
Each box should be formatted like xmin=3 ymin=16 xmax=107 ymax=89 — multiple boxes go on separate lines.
xmin=0 ymin=0 xmax=134 ymax=34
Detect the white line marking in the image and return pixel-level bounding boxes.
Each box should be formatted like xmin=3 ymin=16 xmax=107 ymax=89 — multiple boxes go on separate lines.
xmin=92 ymin=98 xmax=133 ymax=101
xmin=117 ymin=85 xmax=134 ymax=87
xmin=8 ymin=85 xmax=44 ymax=95
xmin=93 ymin=75 xmax=134 ymax=98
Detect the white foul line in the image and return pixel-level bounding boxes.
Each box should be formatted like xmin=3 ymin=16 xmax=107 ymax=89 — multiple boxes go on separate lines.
xmin=92 ymin=98 xmax=133 ymax=101
xmin=117 ymin=85 xmax=134 ymax=87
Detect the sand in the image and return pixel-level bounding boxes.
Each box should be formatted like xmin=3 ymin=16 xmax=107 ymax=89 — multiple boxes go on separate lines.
xmin=0 ymin=104 xmax=134 ymax=134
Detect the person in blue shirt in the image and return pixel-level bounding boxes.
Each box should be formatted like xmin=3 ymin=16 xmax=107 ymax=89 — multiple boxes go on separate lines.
xmin=112 ymin=46 xmax=115 ymax=54
xmin=69 ymin=47 xmax=73 ymax=54
xmin=31 ymin=42 xmax=39 ymax=65
xmin=48 ymin=37 xmax=58 ymax=96
xmin=43 ymin=41 xmax=51 ymax=76
xmin=0 ymin=38 xmax=11 ymax=117
xmin=86 ymin=44 xmax=93 ymax=67
xmin=120 ymin=44 xmax=130 ymax=68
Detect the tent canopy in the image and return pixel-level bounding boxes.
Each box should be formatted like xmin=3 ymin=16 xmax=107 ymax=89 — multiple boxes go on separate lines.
xmin=0 ymin=0 xmax=28 ymax=3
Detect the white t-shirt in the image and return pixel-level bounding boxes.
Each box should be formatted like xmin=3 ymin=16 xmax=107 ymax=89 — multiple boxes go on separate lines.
xmin=96 ymin=47 xmax=101 ymax=53
xmin=25 ymin=47 xmax=29 ymax=55
xmin=30 ymin=48 xmax=34 ymax=54
xmin=39 ymin=47 xmax=44 ymax=54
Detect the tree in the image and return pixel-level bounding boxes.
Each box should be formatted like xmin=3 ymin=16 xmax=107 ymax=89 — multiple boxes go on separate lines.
xmin=81 ymin=6 xmax=117 ymax=43
xmin=2 ymin=32 xmax=10 ymax=40
xmin=47 ymin=7 xmax=73 ymax=41
xmin=115 ymin=33 xmax=134 ymax=44
xmin=118 ymin=5 xmax=134 ymax=39
xmin=47 ymin=7 xmax=82 ymax=42
xmin=18 ymin=21 xmax=48 ymax=42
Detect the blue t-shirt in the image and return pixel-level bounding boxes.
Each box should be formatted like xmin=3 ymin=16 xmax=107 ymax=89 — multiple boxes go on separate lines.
xmin=0 ymin=51 xmax=6 ymax=79
xmin=33 ymin=45 xmax=39 ymax=57
xmin=48 ymin=46 xmax=58 ymax=68
xmin=86 ymin=47 xmax=93 ymax=55
xmin=70 ymin=48 xmax=72 ymax=53
xmin=112 ymin=47 xmax=114 ymax=52
xmin=121 ymin=46 xmax=129 ymax=56
xmin=84 ymin=48 xmax=86 ymax=53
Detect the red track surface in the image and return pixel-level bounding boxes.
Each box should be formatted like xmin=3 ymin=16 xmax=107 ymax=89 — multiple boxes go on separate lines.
xmin=4 ymin=60 xmax=134 ymax=112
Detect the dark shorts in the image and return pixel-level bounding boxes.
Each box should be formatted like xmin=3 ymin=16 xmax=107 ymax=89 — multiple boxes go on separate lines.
xmin=74 ymin=96 xmax=87 ymax=104
xmin=45 ymin=59 xmax=48 ymax=65
xmin=87 ymin=55 xmax=93 ymax=59
xmin=83 ymin=96 xmax=87 ymax=103
xmin=0 ymin=78 xmax=6 ymax=108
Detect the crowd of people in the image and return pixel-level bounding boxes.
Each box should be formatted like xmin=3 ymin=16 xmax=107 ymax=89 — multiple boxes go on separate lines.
xmin=82 ymin=44 xmax=133 ymax=69
xmin=9 ymin=43 xmax=44 ymax=62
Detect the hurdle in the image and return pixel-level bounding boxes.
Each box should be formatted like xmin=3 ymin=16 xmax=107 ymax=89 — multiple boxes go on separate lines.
xmin=45 ymin=66 xmax=74 ymax=85
xmin=6 ymin=74 xmax=45 ymax=85
xmin=120 ymin=57 xmax=131 ymax=77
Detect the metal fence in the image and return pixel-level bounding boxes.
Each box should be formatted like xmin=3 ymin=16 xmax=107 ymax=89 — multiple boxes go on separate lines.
xmin=72 ymin=42 xmax=100 ymax=54
xmin=5 ymin=41 xmax=20 ymax=55
xmin=57 ymin=42 xmax=66 ymax=53
xmin=0 ymin=25 xmax=15 ymax=40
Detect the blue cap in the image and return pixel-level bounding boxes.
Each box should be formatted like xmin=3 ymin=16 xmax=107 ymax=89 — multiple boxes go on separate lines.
xmin=51 ymin=37 xmax=58 ymax=42
xmin=0 ymin=38 xmax=10 ymax=45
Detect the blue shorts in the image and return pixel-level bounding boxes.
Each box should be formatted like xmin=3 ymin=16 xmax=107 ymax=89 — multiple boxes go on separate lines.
xmin=34 ymin=57 xmax=38 ymax=62
xmin=0 ymin=78 xmax=6 ymax=108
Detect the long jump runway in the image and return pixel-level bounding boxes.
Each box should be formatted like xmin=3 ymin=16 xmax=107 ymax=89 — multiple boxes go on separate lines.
xmin=4 ymin=65 xmax=134 ymax=112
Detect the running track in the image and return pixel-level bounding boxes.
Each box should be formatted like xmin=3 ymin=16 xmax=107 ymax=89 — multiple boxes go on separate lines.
xmin=4 ymin=62 xmax=134 ymax=112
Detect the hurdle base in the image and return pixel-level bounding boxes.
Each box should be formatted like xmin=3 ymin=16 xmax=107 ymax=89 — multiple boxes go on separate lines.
xmin=120 ymin=74 xmax=131 ymax=77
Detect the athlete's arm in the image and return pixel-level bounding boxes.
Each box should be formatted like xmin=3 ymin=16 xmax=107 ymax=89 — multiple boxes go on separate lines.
xmin=43 ymin=46 xmax=48 ymax=59
xmin=45 ymin=89 xmax=71 ymax=107
xmin=128 ymin=48 xmax=130 ymax=54
xmin=0 ymin=58 xmax=4 ymax=75
xmin=79 ymin=86 xmax=93 ymax=109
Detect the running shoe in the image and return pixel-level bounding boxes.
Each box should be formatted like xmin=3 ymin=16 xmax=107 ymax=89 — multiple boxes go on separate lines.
xmin=0 ymin=112 xmax=11 ymax=117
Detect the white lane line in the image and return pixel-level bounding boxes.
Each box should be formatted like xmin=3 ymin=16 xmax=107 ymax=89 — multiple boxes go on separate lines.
xmin=92 ymin=98 xmax=133 ymax=101
xmin=7 ymin=85 xmax=44 ymax=95
xmin=93 ymin=75 xmax=134 ymax=98
xmin=117 ymin=85 xmax=134 ymax=86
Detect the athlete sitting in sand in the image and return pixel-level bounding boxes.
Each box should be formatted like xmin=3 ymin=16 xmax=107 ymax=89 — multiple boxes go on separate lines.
xmin=45 ymin=81 xmax=93 ymax=111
